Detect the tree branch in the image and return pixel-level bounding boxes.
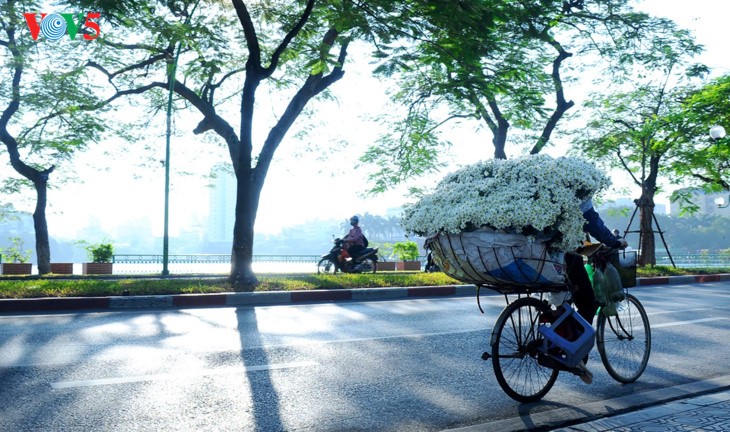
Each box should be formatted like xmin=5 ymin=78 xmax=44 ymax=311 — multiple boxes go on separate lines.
xmin=254 ymin=27 xmax=348 ymax=187
xmin=263 ymin=0 xmax=316 ymax=77
xmin=530 ymin=33 xmax=574 ymax=155
xmin=231 ymin=0 xmax=262 ymax=69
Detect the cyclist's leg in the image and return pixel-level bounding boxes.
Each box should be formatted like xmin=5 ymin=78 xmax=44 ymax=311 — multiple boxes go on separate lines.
xmin=565 ymin=252 xmax=598 ymax=324
xmin=565 ymin=252 xmax=598 ymax=380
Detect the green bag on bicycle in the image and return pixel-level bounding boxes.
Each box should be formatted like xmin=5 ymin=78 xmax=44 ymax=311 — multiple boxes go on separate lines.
xmin=592 ymin=266 xmax=607 ymax=305
xmin=604 ymin=263 xmax=625 ymax=302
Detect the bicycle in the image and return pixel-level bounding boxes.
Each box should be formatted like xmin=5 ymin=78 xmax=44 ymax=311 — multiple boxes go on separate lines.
xmin=479 ymin=244 xmax=651 ymax=403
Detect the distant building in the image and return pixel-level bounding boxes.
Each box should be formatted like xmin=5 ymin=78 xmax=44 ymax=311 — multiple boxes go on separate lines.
xmin=597 ymin=198 xmax=667 ymax=215
xmin=207 ymin=171 xmax=236 ymax=243
xmin=669 ymin=189 xmax=730 ymax=217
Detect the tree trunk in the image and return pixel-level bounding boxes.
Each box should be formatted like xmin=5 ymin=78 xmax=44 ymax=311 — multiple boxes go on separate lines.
xmin=33 ymin=177 xmax=52 ymax=274
xmin=1 ymin=106 xmax=55 ymax=275
xmin=229 ymin=169 xmax=259 ymax=291
xmin=637 ymin=198 xmax=656 ymax=266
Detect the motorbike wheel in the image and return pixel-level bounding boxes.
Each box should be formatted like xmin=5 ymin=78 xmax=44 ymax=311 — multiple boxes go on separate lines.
xmin=365 ymin=257 xmax=377 ymax=274
xmin=317 ymin=258 xmax=338 ymax=275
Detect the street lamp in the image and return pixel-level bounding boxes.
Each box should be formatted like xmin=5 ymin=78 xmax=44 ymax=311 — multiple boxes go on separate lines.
xmin=710 ymin=125 xmax=726 ymax=141
xmin=709 ymin=125 xmax=729 ymax=209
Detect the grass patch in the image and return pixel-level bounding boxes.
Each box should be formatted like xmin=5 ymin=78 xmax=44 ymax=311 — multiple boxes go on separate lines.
xmin=0 ymin=272 xmax=462 ymax=299
xmin=0 ymin=268 xmax=727 ymax=299
xmin=636 ymin=266 xmax=730 ymax=277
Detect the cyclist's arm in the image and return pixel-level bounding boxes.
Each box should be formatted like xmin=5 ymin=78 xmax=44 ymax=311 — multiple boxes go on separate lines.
xmin=581 ymin=199 xmax=624 ymax=248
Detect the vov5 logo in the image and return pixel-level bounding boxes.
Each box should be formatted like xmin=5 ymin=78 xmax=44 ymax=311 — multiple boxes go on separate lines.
xmin=23 ymin=12 xmax=101 ymax=41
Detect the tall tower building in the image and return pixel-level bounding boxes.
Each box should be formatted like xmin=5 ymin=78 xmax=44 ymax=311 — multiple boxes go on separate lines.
xmin=207 ymin=171 xmax=236 ymax=243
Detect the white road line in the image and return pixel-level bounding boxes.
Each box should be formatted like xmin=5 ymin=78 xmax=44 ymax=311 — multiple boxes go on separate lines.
xmin=652 ymin=317 xmax=728 ymax=329
xmin=648 ymin=307 xmax=714 ymax=316
xmin=50 ymin=360 xmax=319 ymax=389
xmin=254 ymin=328 xmax=487 ymax=349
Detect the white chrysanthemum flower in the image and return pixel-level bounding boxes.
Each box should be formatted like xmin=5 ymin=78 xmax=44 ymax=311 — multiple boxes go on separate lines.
xmin=402 ymin=154 xmax=611 ymax=251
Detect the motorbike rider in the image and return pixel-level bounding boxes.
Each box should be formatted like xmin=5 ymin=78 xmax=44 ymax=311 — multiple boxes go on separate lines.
xmin=343 ymin=215 xmax=366 ymax=257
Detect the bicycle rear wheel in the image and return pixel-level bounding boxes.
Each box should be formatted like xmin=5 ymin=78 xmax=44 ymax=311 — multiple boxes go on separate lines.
xmin=596 ymin=293 xmax=651 ymax=383
xmin=491 ymin=297 xmax=559 ymax=403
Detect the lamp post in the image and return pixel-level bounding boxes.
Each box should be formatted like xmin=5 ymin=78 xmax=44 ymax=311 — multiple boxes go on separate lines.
xmin=710 ymin=125 xmax=726 ymax=141
xmin=709 ymin=125 xmax=729 ymax=209
xmin=161 ymin=1 xmax=201 ymax=276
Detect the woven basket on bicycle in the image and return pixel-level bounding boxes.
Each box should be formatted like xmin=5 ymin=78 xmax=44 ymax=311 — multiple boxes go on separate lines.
xmin=426 ymin=229 xmax=569 ymax=294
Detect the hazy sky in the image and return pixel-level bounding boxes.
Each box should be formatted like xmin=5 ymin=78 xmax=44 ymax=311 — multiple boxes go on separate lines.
xmin=10 ymin=0 xmax=730 ymax=243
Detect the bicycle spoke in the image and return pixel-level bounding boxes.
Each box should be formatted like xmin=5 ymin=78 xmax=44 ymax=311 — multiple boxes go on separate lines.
xmin=491 ymin=297 xmax=559 ymax=402
xmin=597 ymin=294 xmax=651 ymax=383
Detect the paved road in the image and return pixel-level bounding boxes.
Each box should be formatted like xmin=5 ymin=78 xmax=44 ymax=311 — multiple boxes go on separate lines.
xmin=0 ymin=282 xmax=728 ymax=431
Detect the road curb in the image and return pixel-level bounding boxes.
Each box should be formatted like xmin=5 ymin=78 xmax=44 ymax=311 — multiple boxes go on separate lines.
xmin=1 ymin=275 xmax=729 ymax=313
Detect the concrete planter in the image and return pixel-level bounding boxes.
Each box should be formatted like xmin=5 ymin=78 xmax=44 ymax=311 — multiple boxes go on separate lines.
xmin=397 ymin=261 xmax=422 ymax=271
xmin=376 ymin=261 xmax=397 ymax=271
xmin=51 ymin=263 xmax=74 ymax=275
xmin=1 ymin=263 xmax=33 ymax=275
xmin=82 ymin=263 xmax=113 ymax=275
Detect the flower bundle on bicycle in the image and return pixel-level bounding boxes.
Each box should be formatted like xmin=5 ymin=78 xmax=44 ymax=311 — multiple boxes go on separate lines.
xmin=403 ymin=154 xmax=610 ymax=288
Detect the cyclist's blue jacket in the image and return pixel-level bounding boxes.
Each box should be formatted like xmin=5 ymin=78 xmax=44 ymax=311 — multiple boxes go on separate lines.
xmin=580 ymin=198 xmax=622 ymax=248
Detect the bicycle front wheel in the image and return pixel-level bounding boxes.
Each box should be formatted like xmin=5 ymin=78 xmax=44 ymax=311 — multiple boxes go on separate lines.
xmin=596 ymin=293 xmax=651 ymax=383
xmin=491 ymin=297 xmax=559 ymax=403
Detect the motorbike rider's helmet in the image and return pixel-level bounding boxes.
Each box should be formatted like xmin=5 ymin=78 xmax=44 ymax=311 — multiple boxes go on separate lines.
xmin=350 ymin=215 xmax=359 ymax=225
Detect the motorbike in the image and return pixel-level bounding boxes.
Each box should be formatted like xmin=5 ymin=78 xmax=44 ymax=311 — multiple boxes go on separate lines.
xmin=317 ymin=237 xmax=379 ymax=274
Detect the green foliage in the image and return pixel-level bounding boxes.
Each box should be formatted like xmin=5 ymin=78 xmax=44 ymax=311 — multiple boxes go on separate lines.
xmin=663 ymin=74 xmax=730 ymax=194
xmin=392 ymin=241 xmax=419 ymax=261
xmin=374 ymin=242 xmax=395 ymax=261
xmin=359 ymin=112 xmax=448 ymax=194
xmin=83 ymin=241 xmax=114 ymax=263
xmin=360 ymin=0 xmax=692 ymax=193
xmin=0 ymin=237 xmax=31 ymax=263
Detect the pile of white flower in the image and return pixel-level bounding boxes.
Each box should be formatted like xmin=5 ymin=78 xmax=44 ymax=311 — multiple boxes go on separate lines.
xmin=402 ymin=154 xmax=611 ymax=252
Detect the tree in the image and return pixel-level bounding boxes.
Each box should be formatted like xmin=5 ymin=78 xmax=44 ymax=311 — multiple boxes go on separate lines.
xmin=68 ymin=0 xmax=415 ymax=290
xmin=665 ymin=74 xmax=730 ymax=198
xmin=573 ymin=39 xmax=706 ymax=266
xmin=0 ymin=0 xmax=108 ymax=273
xmin=360 ymin=0 xmax=696 ymax=193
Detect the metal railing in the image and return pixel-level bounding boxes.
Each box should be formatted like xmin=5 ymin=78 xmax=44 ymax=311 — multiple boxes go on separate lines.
xmin=112 ymin=254 xmax=322 ymax=264
xmin=656 ymin=254 xmax=730 ymax=268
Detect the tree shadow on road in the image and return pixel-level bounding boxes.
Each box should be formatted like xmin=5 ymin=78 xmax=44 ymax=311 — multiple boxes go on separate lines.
xmin=236 ymin=308 xmax=285 ymax=432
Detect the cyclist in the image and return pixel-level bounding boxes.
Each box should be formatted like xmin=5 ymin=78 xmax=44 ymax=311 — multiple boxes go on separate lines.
xmin=566 ymin=197 xmax=628 ymax=384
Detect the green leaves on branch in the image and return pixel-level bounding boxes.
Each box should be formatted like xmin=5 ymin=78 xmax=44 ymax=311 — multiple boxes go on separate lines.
xmin=359 ymin=112 xmax=446 ymax=194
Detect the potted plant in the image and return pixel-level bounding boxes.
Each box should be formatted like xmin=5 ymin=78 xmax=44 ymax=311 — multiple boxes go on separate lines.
xmin=50 ymin=262 xmax=74 ymax=275
xmin=374 ymin=242 xmax=396 ymax=271
xmin=0 ymin=237 xmax=32 ymax=275
xmin=82 ymin=240 xmax=114 ymax=275
xmin=393 ymin=241 xmax=421 ymax=271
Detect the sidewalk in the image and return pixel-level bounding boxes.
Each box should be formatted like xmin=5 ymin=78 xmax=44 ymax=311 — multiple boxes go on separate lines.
xmin=556 ymin=387 xmax=730 ymax=431
xmin=447 ymin=375 xmax=730 ymax=432
xmin=1 ymin=273 xmax=729 ymax=313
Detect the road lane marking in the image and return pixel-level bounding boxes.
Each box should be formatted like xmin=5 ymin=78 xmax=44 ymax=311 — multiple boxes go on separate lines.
xmin=652 ymin=317 xmax=728 ymax=329
xmin=251 ymin=328 xmax=487 ymax=349
xmin=648 ymin=307 xmax=714 ymax=316
xmin=50 ymin=360 xmax=319 ymax=389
